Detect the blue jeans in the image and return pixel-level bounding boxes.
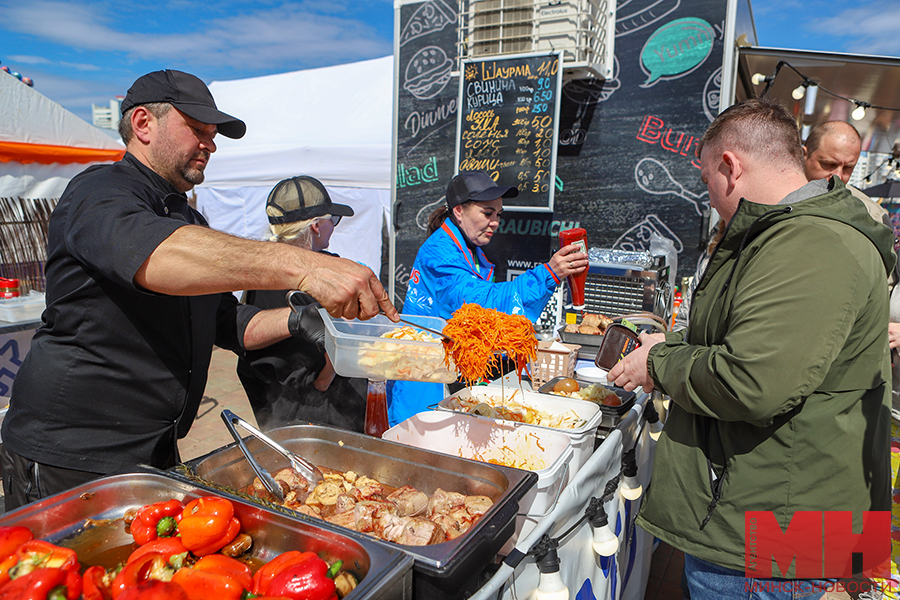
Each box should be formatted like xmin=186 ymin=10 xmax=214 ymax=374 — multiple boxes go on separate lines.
xmin=683 ymin=553 xmax=836 ymax=600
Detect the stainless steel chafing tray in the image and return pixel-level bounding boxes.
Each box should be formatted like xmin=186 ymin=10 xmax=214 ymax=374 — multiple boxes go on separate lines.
xmin=179 ymin=424 xmax=537 ymax=599
xmin=0 ymin=471 xmax=414 ymax=600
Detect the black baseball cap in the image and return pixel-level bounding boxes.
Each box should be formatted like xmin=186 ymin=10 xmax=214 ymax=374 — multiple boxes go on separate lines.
xmin=266 ymin=176 xmax=355 ymax=224
xmin=121 ymin=70 xmax=246 ymax=139
xmin=446 ymin=170 xmax=518 ymax=209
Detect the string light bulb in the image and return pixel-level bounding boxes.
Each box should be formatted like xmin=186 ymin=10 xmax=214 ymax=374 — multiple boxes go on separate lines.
xmin=792 ymin=83 xmax=806 ymax=100
xmin=620 ymin=448 xmax=643 ymax=500
xmin=535 ymin=543 xmax=569 ymax=600
xmin=644 ymin=400 xmax=664 ymax=442
xmin=588 ymin=502 xmax=619 ymax=557
xmin=852 ymin=102 xmax=868 ymax=121
xmin=751 ymin=72 xmax=768 ymax=86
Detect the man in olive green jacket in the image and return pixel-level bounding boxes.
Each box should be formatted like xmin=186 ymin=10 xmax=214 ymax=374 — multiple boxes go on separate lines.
xmin=610 ymin=99 xmax=894 ymax=596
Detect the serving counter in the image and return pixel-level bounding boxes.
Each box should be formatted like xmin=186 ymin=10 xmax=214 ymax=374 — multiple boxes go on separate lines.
xmin=468 ymin=383 xmax=658 ymax=600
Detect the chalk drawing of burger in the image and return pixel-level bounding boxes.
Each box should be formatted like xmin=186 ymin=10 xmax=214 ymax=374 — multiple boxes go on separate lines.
xmin=404 ymin=46 xmax=454 ymax=100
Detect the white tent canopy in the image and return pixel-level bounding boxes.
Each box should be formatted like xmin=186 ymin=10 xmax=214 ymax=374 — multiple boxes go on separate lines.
xmin=0 ymin=72 xmax=124 ymax=199
xmin=196 ymin=56 xmax=394 ymax=275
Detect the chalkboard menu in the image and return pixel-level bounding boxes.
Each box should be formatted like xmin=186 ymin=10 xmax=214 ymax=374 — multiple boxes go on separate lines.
xmin=455 ymin=52 xmax=562 ymax=212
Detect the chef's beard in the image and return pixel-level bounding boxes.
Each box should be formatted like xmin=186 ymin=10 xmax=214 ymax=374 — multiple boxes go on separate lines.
xmin=152 ymin=143 xmax=208 ymax=191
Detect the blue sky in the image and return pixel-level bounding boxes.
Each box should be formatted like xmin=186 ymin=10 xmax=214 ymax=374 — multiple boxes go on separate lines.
xmin=0 ymin=0 xmax=897 ymax=123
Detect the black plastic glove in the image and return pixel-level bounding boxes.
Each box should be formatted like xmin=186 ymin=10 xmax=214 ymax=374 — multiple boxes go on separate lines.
xmin=288 ymin=303 xmax=326 ymax=353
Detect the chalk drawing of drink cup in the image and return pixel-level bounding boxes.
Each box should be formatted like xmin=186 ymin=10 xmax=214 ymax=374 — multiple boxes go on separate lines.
xmin=404 ymin=46 xmax=454 ymax=100
xmin=558 ymin=57 xmax=621 ymax=154
xmin=614 ymin=214 xmax=683 ymax=253
xmin=635 ymin=157 xmax=709 ymax=216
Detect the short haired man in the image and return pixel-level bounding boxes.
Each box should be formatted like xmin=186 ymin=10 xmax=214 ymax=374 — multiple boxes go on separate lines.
xmin=803 ymin=120 xmax=862 ymax=184
xmin=1 ymin=70 xmax=397 ymax=510
xmin=804 ymin=120 xmax=890 ymax=227
xmin=610 ymin=98 xmax=893 ymax=597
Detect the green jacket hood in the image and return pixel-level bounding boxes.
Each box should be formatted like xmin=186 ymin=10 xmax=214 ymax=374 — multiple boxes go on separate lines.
xmin=720 ymin=179 xmax=896 ymax=282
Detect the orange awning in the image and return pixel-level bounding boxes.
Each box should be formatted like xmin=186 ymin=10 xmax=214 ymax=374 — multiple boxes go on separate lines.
xmin=0 ymin=140 xmax=125 ymax=165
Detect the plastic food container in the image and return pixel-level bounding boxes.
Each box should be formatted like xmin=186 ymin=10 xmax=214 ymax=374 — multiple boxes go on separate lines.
xmin=437 ymin=384 xmax=603 ymax=478
xmin=319 ymin=308 xmax=456 ymax=383
xmin=0 ymin=291 xmax=45 ymax=323
xmin=537 ymin=376 xmax=636 ymax=418
xmin=0 ymin=471 xmax=414 ymax=600
xmin=384 ymin=411 xmax=573 ymax=554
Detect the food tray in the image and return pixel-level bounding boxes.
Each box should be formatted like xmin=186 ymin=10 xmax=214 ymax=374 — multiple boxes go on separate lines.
xmin=558 ymin=328 xmax=604 ymax=348
xmin=0 ymin=471 xmax=414 ymax=600
xmin=436 ymin=384 xmax=603 ymax=477
xmin=384 ymin=411 xmax=572 ymax=554
xmin=181 ymin=424 xmax=536 ymax=599
xmin=529 ymin=341 xmax=580 ymax=390
xmin=537 ymin=376 xmax=636 ymax=417
xmin=318 ymin=308 xmax=456 ymax=383
xmin=0 ymin=292 xmax=44 ymax=323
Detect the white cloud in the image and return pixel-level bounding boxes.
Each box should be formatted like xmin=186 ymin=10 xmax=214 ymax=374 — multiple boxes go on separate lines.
xmin=8 ymin=55 xmax=101 ymax=72
xmin=1 ymin=0 xmax=392 ymax=73
xmin=813 ymin=1 xmax=900 ymax=56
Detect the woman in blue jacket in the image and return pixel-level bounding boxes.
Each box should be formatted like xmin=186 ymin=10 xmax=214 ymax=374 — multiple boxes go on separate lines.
xmin=390 ymin=170 xmax=588 ymax=425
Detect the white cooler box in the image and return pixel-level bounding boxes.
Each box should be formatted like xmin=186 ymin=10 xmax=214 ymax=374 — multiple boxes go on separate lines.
xmin=384 ymin=411 xmax=572 ymax=554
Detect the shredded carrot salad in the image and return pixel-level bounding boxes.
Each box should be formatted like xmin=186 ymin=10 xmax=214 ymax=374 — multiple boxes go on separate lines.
xmin=442 ymin=303 xmax=538 ymax=386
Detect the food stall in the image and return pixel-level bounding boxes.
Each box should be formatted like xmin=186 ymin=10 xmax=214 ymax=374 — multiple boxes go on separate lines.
xmin=0 ymin=301 xmax=660 ymax=600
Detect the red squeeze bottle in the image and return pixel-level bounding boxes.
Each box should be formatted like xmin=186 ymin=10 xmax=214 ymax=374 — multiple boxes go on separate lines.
xmin=364 ymin=379 xmax=389 ymax=437
xmin=559 ymin=228 xmax=588 ymax=311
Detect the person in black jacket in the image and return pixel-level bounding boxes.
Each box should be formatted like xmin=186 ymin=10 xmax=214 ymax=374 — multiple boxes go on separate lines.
xmin=1 ymin=72 xmax=396 ymax=510
xmin=237 ymin=176 xmax=366 ymax=432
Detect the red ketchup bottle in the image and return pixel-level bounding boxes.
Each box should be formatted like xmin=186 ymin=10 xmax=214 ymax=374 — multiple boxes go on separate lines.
xmin=364 ymin=379 xmax=389 ymax=437
xmin=558 ymin=228 xmax=588 ymax=311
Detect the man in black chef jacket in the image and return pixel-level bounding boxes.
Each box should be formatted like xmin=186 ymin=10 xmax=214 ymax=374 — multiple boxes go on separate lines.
xmin=0 ymin=70 xmax=397 ymax=510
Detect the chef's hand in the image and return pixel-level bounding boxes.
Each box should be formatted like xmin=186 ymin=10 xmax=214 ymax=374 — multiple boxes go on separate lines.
xmin=288 ymin=303 xmax=326 ymax=353
xmin=313 ymin=355 xmax=338 ymax=392
xmin=548 ymin=244 xmax=588 ymax=280
xmin=297 ymin=253 xmax=398 ymax=322
xmin=889 ymin=322 xmax=900 ymax=350
xmin=607 ymin=332 xmax=666 ymax=393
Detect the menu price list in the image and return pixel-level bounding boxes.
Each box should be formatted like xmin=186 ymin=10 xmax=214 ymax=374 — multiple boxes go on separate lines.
xmin=457 ymin=53 xmax=561 ymax=210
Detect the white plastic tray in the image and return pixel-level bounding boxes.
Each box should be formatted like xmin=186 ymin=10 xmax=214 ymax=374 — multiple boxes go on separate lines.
xmin=318 ymin=309 xmax=456 ymax=383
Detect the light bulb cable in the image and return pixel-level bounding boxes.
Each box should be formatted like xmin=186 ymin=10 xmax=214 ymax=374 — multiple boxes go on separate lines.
xmin=755 ymin=60 xmax=900 ymax=116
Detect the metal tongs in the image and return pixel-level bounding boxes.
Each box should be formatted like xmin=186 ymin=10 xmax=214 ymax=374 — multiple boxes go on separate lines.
xmin=220 ymin=409 xmax=324 ymax=502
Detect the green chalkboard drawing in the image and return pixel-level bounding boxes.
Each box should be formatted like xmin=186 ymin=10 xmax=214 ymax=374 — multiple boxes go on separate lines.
xmin=639 ymin=17 xmax=714 ymax=88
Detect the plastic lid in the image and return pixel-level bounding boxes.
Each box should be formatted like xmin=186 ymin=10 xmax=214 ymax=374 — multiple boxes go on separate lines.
xmin=0 ymin=278 xmax=19 ymax=289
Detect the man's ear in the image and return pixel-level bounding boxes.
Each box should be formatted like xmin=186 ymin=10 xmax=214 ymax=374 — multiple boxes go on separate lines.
xmin=722 ymin=150 xmax=742 ymax=185
xmin=801 ymin=145 xmax=809 ymax=161
xmin=131 ymin=106 xmax=155 ymax=145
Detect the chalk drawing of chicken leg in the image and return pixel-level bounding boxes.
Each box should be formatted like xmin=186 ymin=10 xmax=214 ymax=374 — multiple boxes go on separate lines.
xmin=416 ymin=195 xmax=446 ymax=231
xmin=614 ymin=214 xmax=683 ymax=253
xmin=635 ymin=157 xmax=709 ymax=216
